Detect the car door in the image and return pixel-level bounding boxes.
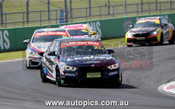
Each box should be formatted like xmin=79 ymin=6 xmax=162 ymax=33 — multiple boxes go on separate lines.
xmin=44 ymin=41 xmax=56 ymax=76
xmin=161 ymin=18 xmax=170 ymax=40
xmin=47 ymin=41 xmax=60 ymax=78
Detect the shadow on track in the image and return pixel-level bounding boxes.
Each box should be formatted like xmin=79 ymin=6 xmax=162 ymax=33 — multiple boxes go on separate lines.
xmin=46 ymin=80 xmax=137 ymax=89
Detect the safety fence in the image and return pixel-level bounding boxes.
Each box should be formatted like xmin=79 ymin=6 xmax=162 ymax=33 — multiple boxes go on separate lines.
xmin=0 ymin=0 xmax=175 ymax=28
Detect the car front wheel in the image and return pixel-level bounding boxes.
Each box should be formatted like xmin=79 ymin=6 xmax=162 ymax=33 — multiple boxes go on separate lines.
xmin=40 ymin=66 xmax=47 ymax=83
xmin=56 ymin=67 xmax=63 ymax=87
xmin=110 ymin=73 xmax=122 ymax=88
xmin=168 ymin=32 xmax=174 ymax=44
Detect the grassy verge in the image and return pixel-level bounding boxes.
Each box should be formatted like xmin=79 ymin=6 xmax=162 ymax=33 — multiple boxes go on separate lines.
xmin=101 ymin=37 xmax=125 ymax=48
xmin=0 ymin=51 xmax=25 ymax=61
xmin=0 ymin=37 xmax=125 ymax=61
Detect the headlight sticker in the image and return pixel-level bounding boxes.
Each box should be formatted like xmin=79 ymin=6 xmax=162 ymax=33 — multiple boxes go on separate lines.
xmin=29 ymin=51 xmax=38 ymax=56
xmin=108 ymin=63 xmax=119 ymax=70
xmin=62 ymin=64 xmax=77 ymax=71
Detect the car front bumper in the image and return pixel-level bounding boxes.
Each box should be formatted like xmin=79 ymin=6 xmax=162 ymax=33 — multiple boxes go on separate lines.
xmin=60 ymin=70 xmax=121 ymax=85
xmin=26 ymin=56 xmax=42 ymax=68
xmin=127 ymin=36 xmax=158 ymax=45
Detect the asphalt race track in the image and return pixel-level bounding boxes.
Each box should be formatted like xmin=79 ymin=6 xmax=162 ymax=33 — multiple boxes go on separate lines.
xmin=0 ymin=43 xmax=175 ymax=109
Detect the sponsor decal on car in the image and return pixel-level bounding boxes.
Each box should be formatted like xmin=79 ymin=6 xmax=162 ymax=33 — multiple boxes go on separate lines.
xmin=136 ymin=19 xmax=160 ymax=24
xmin=29 ymin=44 xmax=44 ymax=53
xmin=34 ymin=31 xmax=68 ymax=37
xmin=67 ymin=56 xmax=113 ymax=62
xmin=61 ymin=41 xmax=102 ymax=48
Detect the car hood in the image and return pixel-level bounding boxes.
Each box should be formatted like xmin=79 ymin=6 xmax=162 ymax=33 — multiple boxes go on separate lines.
xmin=60 ymin=54 xmax=117 ymax=67
xmin=71 ymin=35 xmax=89 ymax=38
xmin=130 ymin=27 xmax=158 ymax=33
xmin=29 ymin=42 xmax=51 ymax=53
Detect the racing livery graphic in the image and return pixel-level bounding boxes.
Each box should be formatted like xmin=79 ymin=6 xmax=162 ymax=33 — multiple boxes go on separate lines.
xmin=125 ymin=17 xmax=175 ymax=47
xmin=23 ymin=28 xmax=69 ymax=68
xmin=60 ymin=24 xmax=101 ymax=40
xmin=40 ymin=38 xmax=122 ymax=87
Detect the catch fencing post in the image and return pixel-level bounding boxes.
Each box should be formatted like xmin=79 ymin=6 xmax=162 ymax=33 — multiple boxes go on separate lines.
xmin=170 ymin=0 xmax=172 ymax=13
xmin=141 ymin=0 xmax=143 ymax=15
xmin=69 ymin=0 xmax=72 ymax=22
xmin=0 ymin=0 xmax=4 ymax=28
xmin=108 ymin=0 xmax=110 ymax=18
xmin=89 ymin=0 xmax=91 ymax=20
xmin=26 ymin=0 xmax=30 ymax=26
xmin=124 ymin=0 xmax=127 ymax=16
xmin=155 ymin=0 xmax=158 ymax=15
xmin=48 ymin=0 xmax=50 ymax=24
xmin=64 ymin=0 xmax=68 ymax=23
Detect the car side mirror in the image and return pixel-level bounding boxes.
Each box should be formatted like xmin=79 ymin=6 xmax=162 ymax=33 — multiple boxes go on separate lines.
xmin=23 ymin=39 xmax=30 ymax=44
xmin=129 ymin=25 xmax=133 ymax=28
xmin=91 ymin=31 xmax=97 ymax=35
xmin=106 ymin=49 xmax=115 ymax=54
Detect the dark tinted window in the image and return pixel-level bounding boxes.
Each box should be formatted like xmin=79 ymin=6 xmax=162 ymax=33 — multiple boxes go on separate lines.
xmin=60 ymin=41 xmax=105 ymax=56
xmin=68 ymin=30 xmax=89 ymax=36
xmin=134 ymin=19 xmax=161 ymax=28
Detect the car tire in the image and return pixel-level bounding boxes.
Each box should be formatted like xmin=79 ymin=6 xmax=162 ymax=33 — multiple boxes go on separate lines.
xmin=40 ymin=66 xmax=47 ymax=83
xmin=56 ymin=67 xmax=63 ymax=87
xmin=158 ymin=33 xmax=164 ymax=45
xmin=25 ymin=60 xmax=31 ymax=69
xmin=110 ymin=74 xmax=122 ymax=88
xmin=168 ymin=31 xmax=174 ymax=44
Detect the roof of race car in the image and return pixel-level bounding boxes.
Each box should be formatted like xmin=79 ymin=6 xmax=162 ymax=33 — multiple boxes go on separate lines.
xmin=35 ymin=28 xmax=66 ymax=32
xmin=61 ymin=24 xmax=87 ymax=28
xmin=139 ymin=17 xmax=162 ymax=20
xmin=55 ymin=37 xmax=98 ymax=43
xmin=60 ymin=24 xmax=88 ymax=30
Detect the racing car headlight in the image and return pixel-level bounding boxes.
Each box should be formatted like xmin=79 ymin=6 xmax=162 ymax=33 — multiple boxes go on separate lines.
xmin=151 ymin=31 xmax=159 ymax=35
xmin=127 ymin=32 xmax=134 ymax=38
xmin=107 ymin=63 xmax=119 ymax=70
xmin=62 ymin=64 xmax=77 ymax=71
xmin=29 ymin=51 xmax=39 ymax=56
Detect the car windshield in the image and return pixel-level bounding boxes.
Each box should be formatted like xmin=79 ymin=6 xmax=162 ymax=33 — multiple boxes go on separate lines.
xmin=68 ymin=30 xmax=89 ymax=36
xmin=32 ymin=35 xmax=63 ymax=43
xmin=32 ymin=31 xmax=68 ymax=43
xmin=60 ymin=41 xmax=106 ymax=56
xmin=134 ymin=21 xmax=161 ymax=28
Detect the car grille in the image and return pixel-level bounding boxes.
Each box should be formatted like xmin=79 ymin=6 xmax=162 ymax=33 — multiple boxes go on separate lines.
xmin=79 ymin=66 xmax=106 ymax=73
xmin=133 ymin=33 xmax=149 ymax=37
xmin=77 ymin=66 xmax=108 ymax=77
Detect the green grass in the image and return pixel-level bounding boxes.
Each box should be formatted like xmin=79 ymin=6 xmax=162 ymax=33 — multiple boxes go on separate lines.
xmin=0 ymin=37 xmax=125 ymax=61
xmin=0 ymin=51 xmax=25 ymax=61
xmin=101 ymin=37 xmax=125 ymax=48
xmin=2 ymin=0 xmax=175 ymax=28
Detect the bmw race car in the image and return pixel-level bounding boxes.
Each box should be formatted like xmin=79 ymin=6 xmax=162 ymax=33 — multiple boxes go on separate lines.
xmin=125 ymin=17 xmax=175 ymax=47
xmin=23 ymin=28 xmax=69 ymax=68
xmin=60 ymin=24 xmax=101 ymax=40
xmin=40 ymin=38 xmax=122 ymax=87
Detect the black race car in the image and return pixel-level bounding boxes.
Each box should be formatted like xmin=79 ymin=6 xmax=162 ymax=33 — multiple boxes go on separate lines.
xmin=125 ymin=17 xmax=175 ymax=46
xmin=40 ymin=38 xmax=122 ymax=87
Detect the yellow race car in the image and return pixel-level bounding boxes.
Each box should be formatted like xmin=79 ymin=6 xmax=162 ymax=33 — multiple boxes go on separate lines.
xmin=125 ymin=17 xmax=175 ymax=47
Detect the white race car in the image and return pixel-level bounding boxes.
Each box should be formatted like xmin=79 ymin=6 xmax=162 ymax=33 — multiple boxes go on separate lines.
xmin=23 ymin=28 xmax=69 ymax=68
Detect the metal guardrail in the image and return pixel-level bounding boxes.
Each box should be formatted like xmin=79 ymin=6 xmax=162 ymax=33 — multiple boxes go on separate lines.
xmin=0 ymin=0 xmax=175 ymax=28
